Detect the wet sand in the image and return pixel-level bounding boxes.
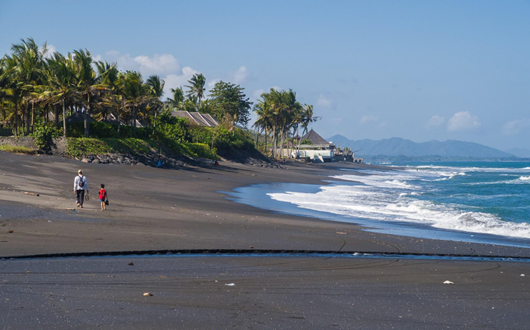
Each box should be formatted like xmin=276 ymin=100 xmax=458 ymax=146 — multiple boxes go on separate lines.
xmin=1 ymin=152 xmax=530 ymax=329
xmin=2 ymin=256 xmax=529 ymax=330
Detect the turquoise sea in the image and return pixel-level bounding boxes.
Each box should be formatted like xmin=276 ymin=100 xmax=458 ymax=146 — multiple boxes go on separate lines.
xmin=231 ymin=161 xmax=530 ymax=246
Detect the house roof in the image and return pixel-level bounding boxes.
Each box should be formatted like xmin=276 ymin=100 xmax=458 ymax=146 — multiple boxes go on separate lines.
xmin=171 ymin=111 xmax=219 ymax=127
xmin=301 ymin=129 xmax=330 ymax=146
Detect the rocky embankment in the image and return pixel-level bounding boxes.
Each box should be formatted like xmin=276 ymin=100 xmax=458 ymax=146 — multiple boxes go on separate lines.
xmin=0 ymin=136 xmax=280 ymax=169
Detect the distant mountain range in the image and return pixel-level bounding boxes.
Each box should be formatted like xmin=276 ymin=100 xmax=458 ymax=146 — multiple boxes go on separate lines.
xmin=505 ymin=148 xmax=530 ymax=158
xmin=327 ymin=135 xmax=519 ymax=160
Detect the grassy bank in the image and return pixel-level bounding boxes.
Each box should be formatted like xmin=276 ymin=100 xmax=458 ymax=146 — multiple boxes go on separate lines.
xmin=65 ymin=138 xmax=217 ymax=160
xmin=0 ymin=145 xmax=36 ymax=154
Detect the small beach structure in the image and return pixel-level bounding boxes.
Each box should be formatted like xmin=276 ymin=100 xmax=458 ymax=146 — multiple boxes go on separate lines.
xmin=296 ymin=129 xmax=335 ymax=162
xmin=171 ymin=111 xmax=219 ymax=127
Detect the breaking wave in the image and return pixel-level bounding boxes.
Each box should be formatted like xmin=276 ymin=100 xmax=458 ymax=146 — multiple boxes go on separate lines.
xmin=268 ymin=166 xmax=530 ymax=239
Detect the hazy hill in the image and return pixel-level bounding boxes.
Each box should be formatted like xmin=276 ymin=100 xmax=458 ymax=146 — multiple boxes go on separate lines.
xmin=327 ymin=135 xmax=515 ymax=159
xmin=505 ymin=148 xmax=530 ymax=158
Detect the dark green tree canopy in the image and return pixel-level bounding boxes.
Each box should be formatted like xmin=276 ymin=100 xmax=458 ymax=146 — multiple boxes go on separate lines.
xmin=208 ymin=81 xmax=252 ymax=127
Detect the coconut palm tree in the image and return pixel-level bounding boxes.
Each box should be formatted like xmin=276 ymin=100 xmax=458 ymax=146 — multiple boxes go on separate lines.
xmin=0 ymin=56 xmax=24 ymax=136
xmin=146 ymin=75 xmax=165 ymax=130
xmin=253 ymin=94 xmax=273 ymax=156
xmin=1 ymin=38 xmax=48 ymax=135
xmin=166 ymin=87 xmax=184 ymax=110
xmin=73 ymin=49 xmax=108 ymax=137
xmin=46 ymin=52 xmax=79 ymax=137
xmin=95 ymin=61 xmax=119 ymax=122
xmin=120 ymin=70 xmax=148 ymax=137
xmin=185 ymin=73 xmax=206 ymax=109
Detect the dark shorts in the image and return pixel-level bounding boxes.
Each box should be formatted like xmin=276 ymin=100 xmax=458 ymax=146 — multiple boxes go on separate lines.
xmin=100 ymin=199 xmax=105 ymax=202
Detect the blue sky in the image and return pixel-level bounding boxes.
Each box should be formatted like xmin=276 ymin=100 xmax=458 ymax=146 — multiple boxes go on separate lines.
xmin=1 ymin=0 xmax=529 ymax=150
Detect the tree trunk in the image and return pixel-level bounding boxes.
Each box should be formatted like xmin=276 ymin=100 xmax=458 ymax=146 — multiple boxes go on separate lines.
xmin=279 ymin=129 xmax=285 ymax=159
xmin=62 ymin=99 xmax=67 ymax=137
xmin=297 ymin=126 xmax=301 ymax=154
xmin=264 ymin=129 xmax=268 ymax=156
xmin=31 ymin=102 xmax=35 ymax=132
xmin=272 ymin=127 xmax=276 ymax=158
xmin=84 ymin=94 xmax=90 ymax=138
xmin=117 ymin=108 xmax=121 ymax=135
xmin=25 ymin=103 xmax=30 ymax=136
xmin=54 ymin=104 xmax=59 ymax=127
xmin=133 ymin=106 xmax=137 ymax=138
xmin=153 ymin=110 xmax=157 ymax=133
xmin=14 ymin=103 xmax=19 ymax=137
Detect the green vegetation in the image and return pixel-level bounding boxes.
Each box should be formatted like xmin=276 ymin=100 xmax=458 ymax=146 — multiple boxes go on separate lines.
xmin=0 ymin=145 xmax=35 ymax=154
xmin=65 ymin=137 xmax=217 ymax=160
xmin=253 ymin=89 xmax=319 ymax=158
xmin=31 ymin=122 xmax=61 ymax=149
xmin=0 ymin=38 xmax=321 ymax=161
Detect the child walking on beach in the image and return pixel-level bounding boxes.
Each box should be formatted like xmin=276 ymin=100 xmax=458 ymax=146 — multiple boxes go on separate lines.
xmin=99 ymin=184 xmax=107 ymax=211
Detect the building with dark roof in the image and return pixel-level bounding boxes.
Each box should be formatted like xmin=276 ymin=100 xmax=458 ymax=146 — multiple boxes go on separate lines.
xmin=171 ymin=111 xmax=219 ymax=127
xmin=300 ymin=129 xmax=332 ymax=148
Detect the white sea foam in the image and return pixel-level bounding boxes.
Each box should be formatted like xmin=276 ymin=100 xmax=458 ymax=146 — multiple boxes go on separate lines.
xmin=463 ymin=175 xmax=530 ymax=186
xmin=407 ymin=165 xmax=530 ymax=174
xmin=268 ymin=168 xmax=530 ymax=239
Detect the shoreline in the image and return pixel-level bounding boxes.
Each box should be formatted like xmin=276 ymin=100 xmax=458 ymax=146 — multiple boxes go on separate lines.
xmin=230 ymin=180 xmax=530 ymax=249
xmin=1 ymin=152 xmax=530 ymax=258
xmin=2 ymin=152 xmax=530 ymax=329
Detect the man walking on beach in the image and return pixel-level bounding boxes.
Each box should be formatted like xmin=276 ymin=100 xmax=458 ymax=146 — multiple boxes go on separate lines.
xmin=74 ymin=170 xmax=88 ymax=208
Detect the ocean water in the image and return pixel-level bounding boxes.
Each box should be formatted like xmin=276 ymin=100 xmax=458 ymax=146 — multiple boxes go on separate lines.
xmin=229 ymin=161 xmax=530 ymax=246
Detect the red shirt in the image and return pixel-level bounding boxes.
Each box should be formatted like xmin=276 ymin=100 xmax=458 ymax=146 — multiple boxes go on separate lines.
xmin=99 ymin=189 xmax=107 ymax=200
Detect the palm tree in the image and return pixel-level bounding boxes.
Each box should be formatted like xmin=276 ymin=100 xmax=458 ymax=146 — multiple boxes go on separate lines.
xmin=120 ymin=71 xmax=148 ymax=137
xmin=73 ymin=49 xmax=107 ymax=138
xmin=166 ymin=87 xmax=184 ymax=109
xmin=253 ymin=95 xmax=273 ymax=156
xmin=46 ymin=52 xmax=79 ymax=137
xmin=185 ymin=73 xmax=206 ymax=109
xmin=0 ymin=56 xmax=24 ymax=136
xmin=95 ymin=61 xmax=119 ymax=122
xmin=1 ymin=38 xmax=48 ymax=135
xmin=146 ymin=75 xmax=165 ymax=130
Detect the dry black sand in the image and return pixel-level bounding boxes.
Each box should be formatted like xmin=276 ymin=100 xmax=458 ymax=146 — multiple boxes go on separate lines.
xmin=1 ymin=152 xmax=529 ymax=329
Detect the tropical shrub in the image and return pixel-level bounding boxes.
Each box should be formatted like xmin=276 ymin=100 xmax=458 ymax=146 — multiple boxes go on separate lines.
xmin=31 ymin=122 xmax=61 ymax=149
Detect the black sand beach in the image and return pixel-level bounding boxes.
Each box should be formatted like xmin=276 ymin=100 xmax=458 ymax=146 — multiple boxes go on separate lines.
xmin=1 ymin=152 xmax=530 ymax=329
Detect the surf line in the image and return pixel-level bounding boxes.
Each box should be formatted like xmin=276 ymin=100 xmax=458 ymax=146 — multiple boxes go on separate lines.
xmin=3 ymin=249 xmax=530 ymax=263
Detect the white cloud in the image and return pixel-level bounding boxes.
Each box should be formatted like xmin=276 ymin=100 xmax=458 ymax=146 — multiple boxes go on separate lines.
xmin=317 ymin=95 xmax=332 ymax=107
xmin=447 ymin=111 xmax=481 ymax=132
xmin=163 ymin=66 xmax=199 ymax=97
xmin=101 ymin=50 xmax=181 ymax=76
xmin=252 ymin=87 xmax=283 ymax=100
xmin=253 ymin=89 xmax=265 ymax=100
xmin=360 ymin=115 xmax=378 ymax=124
xmin=208 ymin=78 xmax=220 ymax=89
xmin=232 ymin=66 xmax=248 ymax=84
xmin=426 ymin=115 xmax=445 ymax=128
xmin=95 ymin=50 xmax=202 ymax=99
xmin=41 ymin=44 xmax=56 ymax=59
xmin=502 ymin=119 xmax=530 ymax=135
xmin=378 ymin=121 xmax=388 ymax=129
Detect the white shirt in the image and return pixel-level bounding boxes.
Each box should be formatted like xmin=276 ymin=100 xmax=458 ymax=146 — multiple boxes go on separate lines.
xmin=74 ymin=175 xmax=88 ymax=191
